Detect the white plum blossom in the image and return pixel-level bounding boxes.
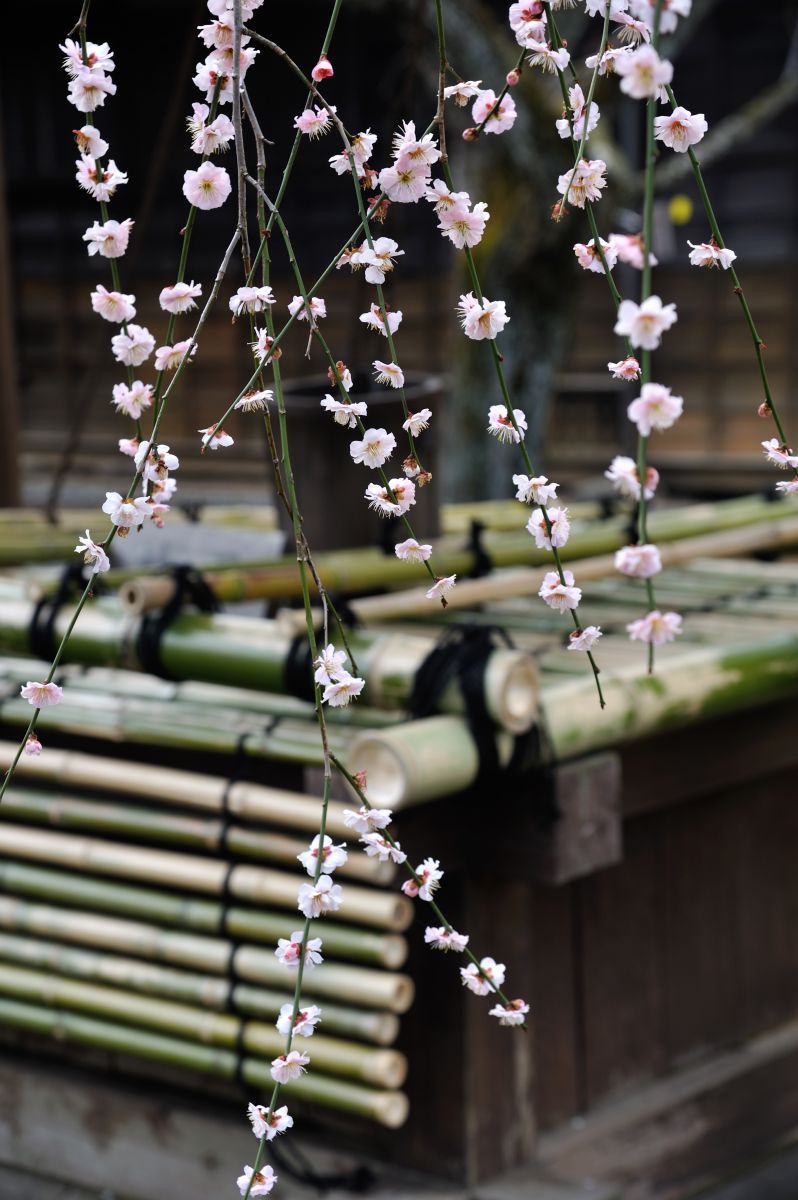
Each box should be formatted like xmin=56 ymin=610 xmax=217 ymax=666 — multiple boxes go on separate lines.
xmin=20 ymin=681 xmax=63 ymax=708
xmin=557 ymin=158 xmax=607 ymax=208
xmin=539 ymin=569 xmax=582 ymax=612
xmin=111 ymin=323 xmax=155 ymax=367
xmin=627 ymin=610 xmax=683 ymax=645
xmin=74 ymin=126 xmax=108 ymax=158
xmin=437 ymin=200 xmax=490 ymax=249
xmin=235 ymin=389 xmax=273 ymax=413
xmin=614 ymin=543 xmax=662 ymax=578
xmin=60 ymin=38 xmax=115 ymax=78
xmin=351 ymin=237 xmax=404 ymax=284
xmin=275 ymin=1006 xmax=322 ymax=1038
xmin=424 ymin=926 xmax=469 ymax=951
xmin=627 ymin=383 xmax=684 ymax=435
xmin=424 ymin=179 xmax=470 ymax=213
xmin=458 ymin=293 xmax=510 ymax=341
xmin=75 ymin=156 xmax=127 ymax=202
xmin=360 ymin=833 xmax=407 ymax=864
xmin=608 ymin=356 xmax=641 ymax=381
xmin=91 ymin=285 xmax=136 ymax=323
xmin=573 ymin=238 xmax=618 ymax=274
xmin=313 ymin=645 xmax=347 ymax=686
xmin=609 ymin=233 xmax=656 ymax=270
xmin=568 ymin=626 xmax=603 ymax=652
xmin=329 ymin=129 xmax=377 ymax=177
xmin=373 ymin=361 xmax=404 ymax=389
xmin=527 ymin=506 xmax=571 ymax=550
xmin=426 ymin=575 xmax=457 ymax=603
xmin=488 ymin=405 xmax=527 ymax=444
xmin=443 ymin=80 xmax=482 ymax=105
xmin=323 ymin=674 xmax=366 ymax=707
xmin=230 ymin=285 xmax=275 ymax=316
xmin=155 ymin=340 xmax=196 ymax=372
xmin=247 ymin=1103 xmax=293 ymax=1141
xmin=378 ymin=158 xmax=429 ymax=203
xmin=187 ymin=103 xmax=235 ymax=154
xmin=762 ymin=439 xmax=798 ymax=469
xmin=527 ymin=43 xmax=570 ymax=73
xmin=297 ymin=833 xmax=348 ymax=875
xmin=111 ymin=381 xmax=153 ymax=420
xmin=135 ymin=441 xmax=179 ymax=481
xmin=556 ymin=83 xmax=600 ymax=141
xmin=402 ymin=858 xmax=443 ymax=901
xmin=365 ymin=479 xmax=416 ymax=517
xmin=403 ymin=410 xmax=432 ymax=437
xmin=159 ymin=281 xmax=202 ymax=313
xmin=342 ymin=807 xmax=392 ymax=835
xmin=75 ymin=530 xmax=110 ymax=574
xmin=614 ymin=296 xmax=677 ymax=350
xmin=199 ymin=425 xmax=233 ymax=450
xmin=294 ymin=106 xmax=335 ymax=138
xmin=270 ymin=1050 xmax=310 ymax=1084
xmin=514 ymin=474 xmax=559 ymax=505
xmin=605 ymin=455 xmax=659 ymax=500
xmin=67 ymin=66 xmax=117 ymax=112
xmin=236 ymin=1166 xmax=277 ymax=1198
xmin=350 ymin=428 xmax=396 ymax=468
xmin=287 ymin=295 xmax=327 ymax=321
xmin=101 ymin=492 xmax=151 ymax=531
xmin=615 ymin=44 xmax=673 ymax=98
xmin=83 ymin=218 xmax=133 ymax=259
xmin=471 ymin=89 xmax=517 ymax=134
xmin=489 ymin=999 xmax=530 ymax=1026
xmin=297 ymin=876 xmax=343 ymax=919
xmin=687 ymin=241 xmax=737 ymax=270
xmin=320 ymin=395 xmax=368 ymax=427
xmin=275 ymin=931 xmax=323 ymax=969
xmin=654 ymin=106 xmax=707 ymax=152
xmin=460 ymin=957 xmax=506 ymax=996
xmin=395 ymin=538 xmax=432 ymax=562
xmin=360 ymin=304 xmax=402 ymax=335
xmin=182 ymin=161 xmax=231 ymax=209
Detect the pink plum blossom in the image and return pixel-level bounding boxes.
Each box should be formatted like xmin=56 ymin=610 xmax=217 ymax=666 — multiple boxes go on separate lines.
xmin=471 ymin=89 xmax=517 ymax=134
xmin=627 ymin=383 xmax=684 ymax=435
xmin=614 ymin=296 xmax=677 ymax=350
xmin=182 ymin=161 xmax=231 ymax=210
xmin=539 ymin=570 xmax=582 ymax=612
xmin=627 ymin=610 xmax=683 ymax=645
xmin=568 ymin=626 xmax=603 ymax=652
xmin=20 ymin=681 xmax=63 ymax=708
xmin=460 ymin=957 xmax=506 ymax=996
xmin=654 ymin=106 xmax=707 ymax=152
xmin=83 ymin=218 xmax=133 ymax=258
xmin=614 ymin=543 xmax=662 ymax=578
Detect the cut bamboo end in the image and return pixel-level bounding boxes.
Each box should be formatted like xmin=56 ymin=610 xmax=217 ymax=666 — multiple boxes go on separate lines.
xmin=119 ymin=576 xmax=177 ymax=616
xmin=346 ymin=716 xmax=512 ymax=809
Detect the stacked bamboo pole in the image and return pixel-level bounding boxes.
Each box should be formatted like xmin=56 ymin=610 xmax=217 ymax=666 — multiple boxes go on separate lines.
xmin=0 ymin=600 xmax=538 ymax=733
xmin=112 ymin=494 xmax=795 ymax=610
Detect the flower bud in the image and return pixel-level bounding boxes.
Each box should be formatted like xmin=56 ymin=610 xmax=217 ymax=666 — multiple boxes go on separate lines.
xmin=758 ymin=402 xmax=771 ymax=418
xmin=462 ymin=127 xmax=479 ymax=142
xmin=311 ymin=55 xmax=334 ymax=82
xmin=506 ymin=69 xmax=521 ymax=86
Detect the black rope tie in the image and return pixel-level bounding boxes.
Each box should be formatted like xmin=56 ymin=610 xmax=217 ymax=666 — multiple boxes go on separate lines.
xmin=409 ymin=625 xmax=517 ymax=779
xmin=283 ymin=630 xmax=323 ymax=702
xmin=466 ymin=519 xmax=494 ymax=579
xmin=136 ymin=565 xmax=219 ymax=679
xmin=28 ymin=561 xmax=88 ymax=662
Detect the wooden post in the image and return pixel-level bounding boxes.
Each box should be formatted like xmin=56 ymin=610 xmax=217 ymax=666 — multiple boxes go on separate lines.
xmin=0 ymin=101 xmax=20 ymax=507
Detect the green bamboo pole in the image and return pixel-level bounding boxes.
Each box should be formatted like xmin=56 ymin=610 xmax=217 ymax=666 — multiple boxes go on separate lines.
xmin=0 ymin=600 xmax=538 ymax=732
xmin=0 ymin=862 xmax=407 ymax=969
xmin=0 ymin=996 xmax=408 ymax=1126
xmin=0 ymin=894 xmax=414 ymax=1012
xmin=541 ymin=630 xmax=798 ymax=761
xmin=0 ymin=963 xmax=407 ymax=1087
xmin=111 ymin=494 xmax=793 ymax=606
xmin=0 ymin=825 xmax=412 ymax=932
xmin=0 ymin=931 xmax=399 ymax=1044
xmin=0 ymin=786 xmax=391 ymax=885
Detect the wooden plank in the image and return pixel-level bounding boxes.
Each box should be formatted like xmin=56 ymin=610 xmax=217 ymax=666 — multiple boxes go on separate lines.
xmin=659 ymin=795 xmax=744 ymax=1064
xmin=577 ymin=819 xmax=668 ymax=1106
xmin=736 ymin=775 xmax=798 ymax=1037
xmin=538 ymin=1018 xmax=798 ymax=1200
xmin=529 ymin=884 xmax=582 ymax=1131
xmin=528 ymin=755 xmax=623 ymax=885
